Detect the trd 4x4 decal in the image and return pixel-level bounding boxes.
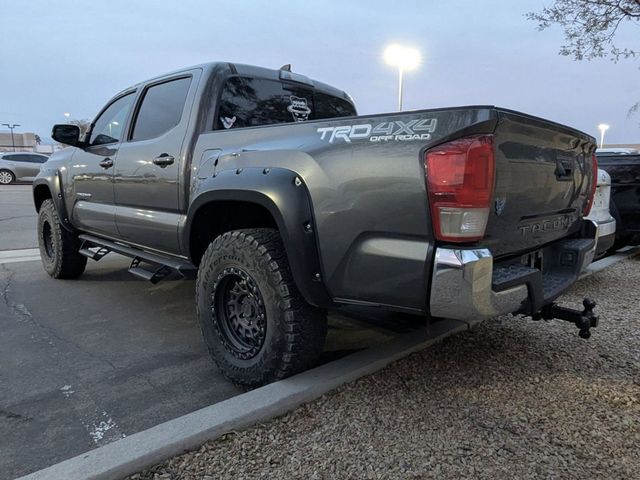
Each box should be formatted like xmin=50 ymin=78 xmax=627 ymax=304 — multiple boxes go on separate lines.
xmin=317 ymin=118 xmax=437 ymax=143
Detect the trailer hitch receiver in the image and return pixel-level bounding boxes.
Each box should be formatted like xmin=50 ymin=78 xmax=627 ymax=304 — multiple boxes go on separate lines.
xmin=532 ymin=298 xmax=598 ymax=339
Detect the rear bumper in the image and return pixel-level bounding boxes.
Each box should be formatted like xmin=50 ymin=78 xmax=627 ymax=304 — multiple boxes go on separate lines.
xmin=594 ymin=217 xmax=616 ymax=256
xmin=429 ymin=222 xmax=598 ymax=322
xmin=429 ymin=248 xmax=529 ymax=322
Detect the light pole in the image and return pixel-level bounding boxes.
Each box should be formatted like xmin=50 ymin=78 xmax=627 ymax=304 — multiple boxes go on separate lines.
xmin=2 ymin=123 xmax=20 ymax=152
xmin=598 ymin=124 xmax=610 ymax=149
xmin=383 ymin=44 xmax=421 ymax=111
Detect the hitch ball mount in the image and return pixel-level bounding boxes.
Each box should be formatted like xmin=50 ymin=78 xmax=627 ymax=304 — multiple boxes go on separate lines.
xmin=531 ymin=298 xmax=598 ymax=339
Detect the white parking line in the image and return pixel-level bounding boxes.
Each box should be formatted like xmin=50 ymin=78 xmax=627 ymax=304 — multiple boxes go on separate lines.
xmin=59 ymin=384 xmax=126 ymax=445
xmin=0 ymin=248 xmax=40 ymax=257
xmin=0 ymin=248 xmax=41 ymax=264
xmin=0 ymin=249 xmax=41 ymax=263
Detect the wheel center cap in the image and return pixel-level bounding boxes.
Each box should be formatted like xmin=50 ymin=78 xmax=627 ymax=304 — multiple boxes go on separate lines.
xmin=241 ymin=298 xmax=255 ymax=319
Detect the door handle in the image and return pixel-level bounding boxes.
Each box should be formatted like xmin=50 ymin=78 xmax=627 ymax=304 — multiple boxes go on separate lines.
xmin=153 ymin=154 xmax=175 ymax=167
xmin=99 ymin=158 xmax=114 ymax=169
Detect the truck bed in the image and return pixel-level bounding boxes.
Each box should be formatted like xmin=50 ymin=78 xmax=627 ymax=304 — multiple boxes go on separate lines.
xmin=192 ymin=105 xmax=596 ymax=312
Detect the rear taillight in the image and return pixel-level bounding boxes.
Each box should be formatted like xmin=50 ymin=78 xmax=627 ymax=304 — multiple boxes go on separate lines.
xmin=583 ymin=153 xmax=598 ymax=216
xmin=425 ymin=135 xmax=495 ymax=242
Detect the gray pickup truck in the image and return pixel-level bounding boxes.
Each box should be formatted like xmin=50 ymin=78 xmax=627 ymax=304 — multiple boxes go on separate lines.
xmin=34 ymin=62 xmax=599 ymax=386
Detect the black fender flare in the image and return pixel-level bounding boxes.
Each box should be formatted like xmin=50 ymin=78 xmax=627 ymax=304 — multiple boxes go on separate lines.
xmin=32 ymin=168 xmax=75 ymax=232
xmin=184 ymin=167 xmax=332 ymax=308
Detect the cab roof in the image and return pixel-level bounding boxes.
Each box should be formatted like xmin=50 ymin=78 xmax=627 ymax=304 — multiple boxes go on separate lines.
xmin=117 ymin=61 xmax=353 ymax=103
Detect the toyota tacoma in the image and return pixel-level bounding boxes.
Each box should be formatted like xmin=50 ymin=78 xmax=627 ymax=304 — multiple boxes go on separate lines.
xmin=33 ymin=62 xmax=599 ymax=386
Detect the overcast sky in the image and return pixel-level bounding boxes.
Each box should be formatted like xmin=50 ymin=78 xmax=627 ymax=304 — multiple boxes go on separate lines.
xmin=1 ymin=0 xmax=638 ymax=143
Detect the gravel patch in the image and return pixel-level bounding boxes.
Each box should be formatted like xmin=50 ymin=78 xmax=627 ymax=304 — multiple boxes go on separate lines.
xmin=129 ymin=256 xmax=640 ymax=480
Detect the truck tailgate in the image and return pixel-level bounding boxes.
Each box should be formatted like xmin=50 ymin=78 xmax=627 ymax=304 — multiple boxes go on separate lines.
xmin=481 ymin=109 xmax=597 ymax=258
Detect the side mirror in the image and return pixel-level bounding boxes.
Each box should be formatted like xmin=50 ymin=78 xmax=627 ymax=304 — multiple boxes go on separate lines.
xmin=51 ymin=124 xmax=83 ymax=147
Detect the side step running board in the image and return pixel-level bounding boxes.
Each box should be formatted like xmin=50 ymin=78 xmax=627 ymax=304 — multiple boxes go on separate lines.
xmin=128 ymin=257 xmax=174 ymax=284
xmin=78 ymin=234 xmax=197 ymax=281
xmin=79 ymin=246 xmax=110 ymax=261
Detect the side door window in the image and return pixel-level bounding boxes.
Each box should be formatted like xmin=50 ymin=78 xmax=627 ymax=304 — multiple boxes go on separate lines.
xmin=89 ymin=93 xmax=135 ymax=146
xmin=21 ymin=154 xmax=47 ymax=164
xmin=4 ymin=154 xmax=27 ymax=162
xmin=130 ymin=77 xmax=192 ymax=142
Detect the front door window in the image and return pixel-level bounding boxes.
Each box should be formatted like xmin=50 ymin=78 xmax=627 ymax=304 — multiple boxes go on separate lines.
xmin=89 ymin=94 xmax=135 ymax=146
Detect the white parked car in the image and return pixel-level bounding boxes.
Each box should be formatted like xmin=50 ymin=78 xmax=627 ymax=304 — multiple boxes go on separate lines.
xmin=0 ymin=152 xmax=49 ymax=184
xmin=585 ymin=168 xmax=616 ymax=258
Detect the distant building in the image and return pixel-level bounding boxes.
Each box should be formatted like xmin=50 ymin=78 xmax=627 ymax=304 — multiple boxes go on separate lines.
xmin=0 ymin=131 xmax=59 ymax=154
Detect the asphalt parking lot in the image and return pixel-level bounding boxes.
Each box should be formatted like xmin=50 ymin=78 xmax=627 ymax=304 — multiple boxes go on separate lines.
xmin=0 ymin=184 xmax=37 ymax=250
xmin=0 ymin=185 xmax=422 ymax=479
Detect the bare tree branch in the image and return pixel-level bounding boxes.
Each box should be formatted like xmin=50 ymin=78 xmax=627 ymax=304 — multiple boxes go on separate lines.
xmin=526 ymin=0 xmax=639 ymax=62
xmin=527 ymin=0 xmax=639 ymax=122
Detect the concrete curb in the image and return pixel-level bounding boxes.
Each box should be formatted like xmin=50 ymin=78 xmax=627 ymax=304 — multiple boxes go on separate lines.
xmin=17 ymin=319 xmax=468 ymax=480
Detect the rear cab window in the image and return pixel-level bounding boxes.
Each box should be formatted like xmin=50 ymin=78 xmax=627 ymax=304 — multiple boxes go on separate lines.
xmin=130 ymin=76 xmax=192 ymax=141
xmin=215 ymin=76 xmax=355 ymax=130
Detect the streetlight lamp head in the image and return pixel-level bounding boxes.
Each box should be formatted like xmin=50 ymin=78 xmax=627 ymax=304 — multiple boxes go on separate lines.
xmin=64 ymin=112 xmax=71 ymax=118
xmin=384 ymin=44 xmax=421 ymax=71
xmin=598 ymin=123 xmax=610 ymax=131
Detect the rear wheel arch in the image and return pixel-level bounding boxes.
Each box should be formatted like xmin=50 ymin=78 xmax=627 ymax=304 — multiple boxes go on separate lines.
xmin=188 ymin=199 xmax=279 ymax=266
xmin=185 ymin=168 xmax=332 ymax=308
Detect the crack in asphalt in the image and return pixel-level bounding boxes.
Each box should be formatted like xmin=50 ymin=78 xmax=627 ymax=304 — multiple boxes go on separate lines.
xmin=0 ymin=215 xmax=34 ymax=222
xmin=0 ymin=409 xmax=32 ymax=422
xmin=1 ymin=263 xmax=16 ymax=312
